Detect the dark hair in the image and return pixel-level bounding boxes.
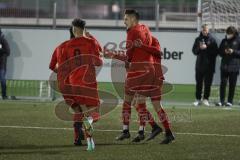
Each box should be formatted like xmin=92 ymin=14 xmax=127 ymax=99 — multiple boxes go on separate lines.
xmin=124 ymin=9 xmax=140 ymax=20
xmin=69 ymin=27 xmax=74 ymax=39
xmin=226 ymin=26 xmax=238 ymax=35
xmin=72 ymin=18 xmax=86 ymax=29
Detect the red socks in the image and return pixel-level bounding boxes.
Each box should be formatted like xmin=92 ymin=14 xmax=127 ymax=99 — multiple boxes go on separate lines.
xmin=157 ymin=108 xmax=170 ymax=130
xmin=122 ymin=101 xmax=132 ymax=126
xmin=136 ymin=103 xmax=156 ymax=128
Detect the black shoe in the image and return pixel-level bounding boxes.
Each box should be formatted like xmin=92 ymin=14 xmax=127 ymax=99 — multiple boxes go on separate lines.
xmin=2 ymin=96 xmax=8 ymax=100
xmin=160 ymin=130 xmax=175 ymax=144
xmin=10 ymin=96 xmax=17 ymax=100
xmin=146 ymin=126 xmax=163 ymax=141
xmin=79 ymin=127 xmax=85 ymax=140
xmin=116 ymin=130 xmax=130 ymax=141
xmin=132 ymin=131 xmax=145 ymax=142
xmin=74 ymin=122 xmax=84 ymax=140
xmin=74 ymin=139 xmax=82 ymax=146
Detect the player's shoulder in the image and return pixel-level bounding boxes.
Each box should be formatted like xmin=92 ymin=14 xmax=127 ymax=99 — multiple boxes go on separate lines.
xmin=137 ymin=23 xmax=150 ymax=31
xmin=71 ymin=36 xmax=95 ymax=43
xmin=84 ymin=36 xmax=96 ymax=43
xmin=130 ymin=24 xmax=150 ymax=35
xmin=152 ymin=36 xmax=158 ymax=42
xmin=82 ymin=36 xmax=99 ymax=47
xmin=58 ymin=40 xmax=71 ymax=48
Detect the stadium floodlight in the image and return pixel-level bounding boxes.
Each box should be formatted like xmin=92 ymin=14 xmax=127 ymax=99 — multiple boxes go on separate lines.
xmin=112 ymin=3 xmax=120 ymax=26
xmin=112 ymin=4 xmax=120 ymax=13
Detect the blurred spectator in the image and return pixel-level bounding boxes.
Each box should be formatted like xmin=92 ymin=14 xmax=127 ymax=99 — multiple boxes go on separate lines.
xmin=192 ymin=24 xmax=218 ymax=106
xmin=216 ymin=26 xmax=240 ymax=107
xmin=0 ymin=28 xmax=10 ymax=100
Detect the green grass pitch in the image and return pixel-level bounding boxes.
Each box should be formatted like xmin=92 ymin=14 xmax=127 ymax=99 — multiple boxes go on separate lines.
xmin=0 ymin=99 xmax=240 ymax=160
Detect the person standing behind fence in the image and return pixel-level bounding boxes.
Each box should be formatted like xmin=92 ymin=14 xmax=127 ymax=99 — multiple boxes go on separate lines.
xmin=216 ymin=26 xmax=240 ymax=107
xmin=192 ymin=24 xmax=218 ymax=106
xmin=0 ymin=28 xmax=10 ymax=100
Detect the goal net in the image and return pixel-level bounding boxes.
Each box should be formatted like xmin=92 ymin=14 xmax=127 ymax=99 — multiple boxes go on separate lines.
xmin=201 ymin=0 xmax=240 ymax=32
xmin=4 ymin=80 xmax=56 ymax=101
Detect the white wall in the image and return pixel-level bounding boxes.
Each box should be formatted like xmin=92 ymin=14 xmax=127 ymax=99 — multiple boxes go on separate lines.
xmin=2 ymin=28 xmax=225 ymax=84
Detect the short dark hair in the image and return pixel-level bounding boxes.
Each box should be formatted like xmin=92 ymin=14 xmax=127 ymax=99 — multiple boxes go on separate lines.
xmin=72 ymin=18 xmax=86 ymax=29
xmin=124 ymin=9 xmax=140 ymax=20
xmin=201 ymin=24 xmax=208 ymax=29
xmin=226 ymin=26 xmax=238 ymax=35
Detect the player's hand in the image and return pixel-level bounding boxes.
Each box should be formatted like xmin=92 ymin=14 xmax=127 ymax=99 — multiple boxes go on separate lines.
xmin=125 ymin=61 xmax=130 ymax=70
xmin=228 ymin=48 xmax=233 ymax=54
xmin=200 ymin=44 xmax=207 ymax=50
xmin=85 ymin=31 xmax=91 ymax=37
xmin=99 ymin=52 xmax=104 ymax=57
xmin=103 ymin=49 xmax=114 ymax=59
xmin=54 ymin=63 xmax=58 ymax=73
xmin=225 ymin=48 xmax=233 ymax=54
xmin=133 ymin=39 xmax=143 ymax=48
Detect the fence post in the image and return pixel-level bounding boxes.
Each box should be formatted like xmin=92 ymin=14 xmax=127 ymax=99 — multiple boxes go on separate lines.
xmin=36 ymin=0 xmax=39 ymax=25
xmin=155 ymin=0 xmax=160 ymax=31
xmin=75 ymin=0 xmax=79 ymax=17
xmin=53 ymin=1 xmax=57 ymax=29
xmin=197 ymin=0 xmax=202 ymax=32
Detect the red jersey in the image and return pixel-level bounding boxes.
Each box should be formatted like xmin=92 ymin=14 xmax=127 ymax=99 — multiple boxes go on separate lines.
xmin=88 ymin=34 xmax=102 ymax=52
xmin=66 ymin=36 xmax=102 ymax=85
xmin=49 ymin=36 xmax=102 ymax=106
xmin=139 ymin=36 xmax=164 ymax=81
xmin=126 ymin=24 xmax=154 ymax=63
xmin=49 ymin=40 xmax=72 ymax=82
xmin=49 ymin=41 xmax=69 ymax=72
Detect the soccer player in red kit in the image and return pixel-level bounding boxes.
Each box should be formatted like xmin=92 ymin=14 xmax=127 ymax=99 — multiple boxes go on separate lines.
xmin=104 ymin=36 xmax=163 ymax=142
xmin=67 ymin=25 xmax=103 ymax=146
xmin=113 ymin=9 xmax=175 ymax=144
xmin=49 ymin=18 xmax=103 ymax=151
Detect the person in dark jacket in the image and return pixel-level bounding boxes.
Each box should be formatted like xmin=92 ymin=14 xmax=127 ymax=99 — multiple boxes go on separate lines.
xmin=0 ymin=28 xmax=10 ymax=100
xmin=192 ymin=24 xmax=218 ymax=106
xmin=216 ymin=26 xmax=240 ymax=107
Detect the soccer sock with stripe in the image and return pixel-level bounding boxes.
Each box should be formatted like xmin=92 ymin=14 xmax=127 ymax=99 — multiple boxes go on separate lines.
xmin=157 ymin=107 xmax=170 ymax=130
xmin=136 ymin=103 xmax=157 ymax=129
xmin=122 ymin=101 xmax=131 ymax=131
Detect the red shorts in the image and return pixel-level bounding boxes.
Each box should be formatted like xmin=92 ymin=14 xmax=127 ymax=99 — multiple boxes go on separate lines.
xmin=125 ymin=63 xmax=161 ymax=98
xmin=58 ymin=77 xmax=100 ymax=107
xmin=69 ymin=77 xmax=100 ymax=107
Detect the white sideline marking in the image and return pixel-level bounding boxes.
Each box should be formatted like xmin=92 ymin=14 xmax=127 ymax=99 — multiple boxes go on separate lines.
xmin=0 ymin=125 xmax=240 ymax=138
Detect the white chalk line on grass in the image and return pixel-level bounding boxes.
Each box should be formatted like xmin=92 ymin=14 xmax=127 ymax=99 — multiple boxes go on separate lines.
xmin=0 ymin=125 xmax=240 ymax=138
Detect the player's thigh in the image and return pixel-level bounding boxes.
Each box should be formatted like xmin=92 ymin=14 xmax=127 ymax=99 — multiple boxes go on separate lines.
xmin=134 ymin=94 xmax=147 ymax=105
xmin=151 ymin=100 xmax=163 ymax=112
xmin=80 ymin=105 xmax=98 ymax=114
xmin=124 ymin=94 xmax=134 ymax=103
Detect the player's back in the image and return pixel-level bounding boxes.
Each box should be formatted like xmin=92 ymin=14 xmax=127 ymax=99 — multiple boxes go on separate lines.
xmin=50 ymin=40 xmax=72 ymax=80
xmin=152 ymin=36 xmax=161 ymax=63
xmin=65 ymin=36 xmax=101 ymax=84
xmin=68 ymin=37 xmax=95 ymax=55
xmin=50 ymin=40 xmax=70 ymax=68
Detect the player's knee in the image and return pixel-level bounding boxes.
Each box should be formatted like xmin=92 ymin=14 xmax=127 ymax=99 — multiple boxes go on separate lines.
xmin=91 ymin=112 xmax=100 ymax=123
xmin=124 ymin=94 xmax=133 ymax=103
xmin=152 ymin=100 xmax=163 ymax=112
xmin=151 ymin=96 xmax=161 ymax=102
